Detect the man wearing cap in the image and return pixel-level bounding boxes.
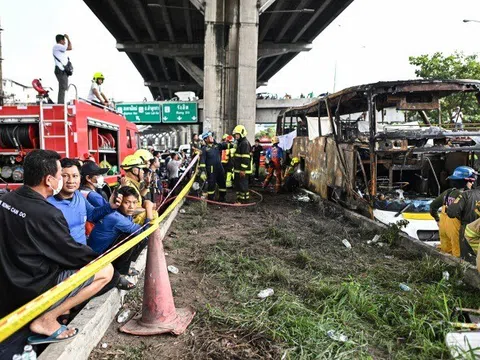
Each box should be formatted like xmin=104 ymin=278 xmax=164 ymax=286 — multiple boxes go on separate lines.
xmin=199 ymin=132 xmax=227 ymax=202
xmin=80 ymin=161 xmax=109 ymax=207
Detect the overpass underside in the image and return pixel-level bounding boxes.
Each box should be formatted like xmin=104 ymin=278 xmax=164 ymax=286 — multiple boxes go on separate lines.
xmin=84 ymin=0 xmax=354 ymax=142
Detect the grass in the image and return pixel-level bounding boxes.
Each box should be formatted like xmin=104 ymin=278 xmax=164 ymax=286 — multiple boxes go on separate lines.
xmin=201 ymin=243 xmax=480 ymax=359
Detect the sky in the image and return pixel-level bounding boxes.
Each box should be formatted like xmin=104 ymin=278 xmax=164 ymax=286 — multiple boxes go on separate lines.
xmin=1 ymin=0 xmax=480 ymax=102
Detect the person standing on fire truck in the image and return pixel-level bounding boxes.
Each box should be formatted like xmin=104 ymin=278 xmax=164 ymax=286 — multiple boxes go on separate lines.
xmin=52 ymin=34 xmax=72 ymax=104
xmin=88 ymin=72 xmax=110 ymax=107
xmin=232 ymin=125 xmax=252 ymax=203
xmin=263 ymin=136 xmax=284 ymax=193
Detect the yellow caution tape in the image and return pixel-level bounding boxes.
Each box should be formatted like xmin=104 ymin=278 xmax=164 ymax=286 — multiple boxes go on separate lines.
xmin=0 ymin=166 xmax=197 ymax=343
xmin=402 ymin=212 xmax=434 ymax=220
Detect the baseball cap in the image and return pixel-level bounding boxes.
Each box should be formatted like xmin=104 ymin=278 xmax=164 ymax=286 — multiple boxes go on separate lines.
xmin=81 ymin=161 xmax=109 ymax=177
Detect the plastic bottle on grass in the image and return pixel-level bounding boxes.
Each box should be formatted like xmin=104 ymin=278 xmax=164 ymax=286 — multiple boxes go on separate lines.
xmin=327 ymin=330 xmax=348 ymax=342
xmin=399 ymin=283 xmax=411 ymax=292
xmin=341 ymin=239 xmax=352 ymax=249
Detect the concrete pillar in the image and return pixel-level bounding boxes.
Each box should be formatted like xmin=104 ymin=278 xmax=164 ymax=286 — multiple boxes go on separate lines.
xmin=203 ymin=0 xmax=225 ymax=135
xmin=236 ymin=0 xmax=258 ymax=144
xmin=203 ymin=0 xmax=258 ymax=143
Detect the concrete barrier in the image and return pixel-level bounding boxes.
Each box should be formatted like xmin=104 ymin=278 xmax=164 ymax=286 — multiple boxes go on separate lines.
xmin=39 ymin=200 xmax=184 ymax=360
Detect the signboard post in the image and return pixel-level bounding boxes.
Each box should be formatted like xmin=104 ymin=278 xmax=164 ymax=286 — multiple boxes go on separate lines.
xmin=116 ymin=103 xmax=161 ymax=123
xmin=161 ymin=102 xmax=198 ymax=123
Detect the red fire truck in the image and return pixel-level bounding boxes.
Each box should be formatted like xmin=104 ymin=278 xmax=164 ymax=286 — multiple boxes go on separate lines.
xmin=0 ymin=84 xmax=139 ymax=193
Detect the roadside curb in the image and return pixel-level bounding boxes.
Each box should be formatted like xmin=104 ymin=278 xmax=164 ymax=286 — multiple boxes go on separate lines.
xmin=38 ymin=200 xmax=184 ymax=360
xmin=300 ymin=189 xmax=480 ymax=289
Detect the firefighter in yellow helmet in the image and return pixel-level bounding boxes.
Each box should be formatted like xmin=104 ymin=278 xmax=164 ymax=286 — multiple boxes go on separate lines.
xmin=87 ymin=72 xmax=110 ymax=106
xmin=221 ymin=134 xmax=235 ymax=188
xmin=283 ymin=157 xmax=301 ymax=192
xmin=263 ymin=136 xmax=284 ymax=193
xmin=232 ymin=125 xmax=252 ymax=203
xmin=135 ymin=149 xmax=154 ymax=166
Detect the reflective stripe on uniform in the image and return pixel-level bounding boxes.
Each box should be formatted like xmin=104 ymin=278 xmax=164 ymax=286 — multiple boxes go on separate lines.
xmin=219 ymin=188 xmax=227 ymax=192
xmin=241 ymin=164 xmax=248 ymax=168
xmin=234 ymin=154 xmax=250 ymax=158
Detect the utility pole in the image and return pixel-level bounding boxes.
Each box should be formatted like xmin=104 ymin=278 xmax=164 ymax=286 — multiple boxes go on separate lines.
xmin=0 ymin=18 xmax=3 ymax=106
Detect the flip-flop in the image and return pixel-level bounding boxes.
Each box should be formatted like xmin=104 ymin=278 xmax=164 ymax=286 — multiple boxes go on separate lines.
xmin=27 ymin=325 xmax=78 ymax=345
xmin=117 ymin=276 xmax=136 ymax=290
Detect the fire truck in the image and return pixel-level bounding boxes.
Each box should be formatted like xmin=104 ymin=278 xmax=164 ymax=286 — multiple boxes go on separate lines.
xmin=0 ymin=81 xmax=139 ymax=194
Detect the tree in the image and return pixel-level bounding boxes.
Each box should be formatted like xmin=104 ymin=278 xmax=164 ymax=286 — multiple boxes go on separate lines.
xmin=409 ymin=52 xmax=480 ymax=122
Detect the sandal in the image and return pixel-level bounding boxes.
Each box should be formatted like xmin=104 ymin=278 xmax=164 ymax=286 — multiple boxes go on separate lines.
xmin=28 ymin=325 xmax=78 ymax=345
xmin=117 ymin=276 xmax=136 ymax=290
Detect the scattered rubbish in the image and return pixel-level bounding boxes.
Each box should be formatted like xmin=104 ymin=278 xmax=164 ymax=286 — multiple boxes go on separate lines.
xmin=295 ymin=195 xmax=311 ymax=202
xmin=342 ymin=239 xmax=352 ymax=249
xmin=385 ymin=255 xmax=394 ymax=260
xmin=179 ymin=209 xmax=186 ymax=214
xmin=327 ymin=330 xmax=348 ymax=342
xmin=117 ymin=309 xmax=131 ymax=323
xmin=367 ymin=234 xmax=381 ymax=245
xmin=168 ymin=265 xmax=179 ymax=274
xmin=165 ymin=252 xmax=169 ymax=256
xmin=377 ymin=243 xmax=385 ymax=247
xmin=190 ymin=331 xmax=195 ymax=337
xmin=396 ymin=337 xmax=406 ymax=345
xmin=169 ymin=232 xmax=178 ymax=238
xmin=189 ymin=230 xmax=198 ymax=235
xmin=257 ymin=288 xmax=274 ymax=299
xmin=443 ymin=271 xmax=450 ymax=281
xmin=399 ymin=283 xmax=411 ymax=292
xmin=101 ymin=343 xmax=108 ymax=349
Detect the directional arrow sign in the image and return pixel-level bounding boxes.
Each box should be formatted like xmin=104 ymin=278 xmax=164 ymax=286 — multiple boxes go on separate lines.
xmin=116 ymin=102 xmax=161 ymax=123
xmin=161 ymin=102 xmax=198 ymax=123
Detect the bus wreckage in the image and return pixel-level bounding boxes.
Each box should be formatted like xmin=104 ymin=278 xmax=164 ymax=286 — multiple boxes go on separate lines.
xmin=278 ymin=80 xmax=480 ymax=243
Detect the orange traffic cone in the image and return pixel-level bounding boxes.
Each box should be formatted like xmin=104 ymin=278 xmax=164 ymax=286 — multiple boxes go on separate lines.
xmin=120 ymin=228 xmax=195 ymax=335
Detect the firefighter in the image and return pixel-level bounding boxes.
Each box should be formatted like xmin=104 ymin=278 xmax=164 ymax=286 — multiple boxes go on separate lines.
xmin=221 ymin=134 xmax=235 ymax=188
xmin=199 ymin=132 xmax=227 ymax=202
xmin=87 ymin=72 xmax=110 ymax=107
xmin=430 ymin=166 xmax=476 ymax=257
xmin=283 ymin=156 xmax=301 ymax=192
xmin=263 ymin=136 xmax=284 ymax=193
xmin=232 ymin=125 xmax=252 ymax=203
xmin=446 ymin=166 xmax=480 ymax=264
xmin=135 ymin=148 xmax=154 ymax=166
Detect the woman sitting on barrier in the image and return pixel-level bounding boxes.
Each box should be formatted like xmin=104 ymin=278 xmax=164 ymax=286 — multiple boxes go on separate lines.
xmin=88 ymin=186 xmax=154 ymax=288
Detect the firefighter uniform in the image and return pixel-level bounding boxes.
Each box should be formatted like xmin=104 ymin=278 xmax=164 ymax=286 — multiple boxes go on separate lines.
xmin=232 ymin=125 xmax=252 ymax=202
xmin=263 ymin=137 xmax=284 ymax=193
xmin=283 ymin=157 xmax=300 ymax=192
xmin=463 ymin=217 xmax=480 ymax=271
xmin=447 ymin=188 xmax=480 ymax=264
xmin=199 ymin=135 xmax=227 ymax=202
xmin=221 ymin=135 xmax=234 ymax=188
xmin=429 ymin=188 xmax=464 ymax=257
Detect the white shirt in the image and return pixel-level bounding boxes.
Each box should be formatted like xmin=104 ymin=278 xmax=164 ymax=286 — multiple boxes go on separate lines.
xmin=87 ymin=81 xmax=102 ymax=102
xmin=167 ymin=159 xmax=183 ymax=179
xmin=52 ymin=44 xmax=68 ymax=70
xmin=452 ymin=110 xmax=463 ymax=124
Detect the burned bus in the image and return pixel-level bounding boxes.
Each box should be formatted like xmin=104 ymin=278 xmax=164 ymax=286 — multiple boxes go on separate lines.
xmin=278 ymin=80 xmax=480 ymax=242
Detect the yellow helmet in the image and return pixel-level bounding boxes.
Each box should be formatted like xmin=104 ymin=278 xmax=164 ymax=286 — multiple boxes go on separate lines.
xmin=134 ymin=149 xmax=154 ymax=164
xmin=291 ymin=157 xmax=300 ymax=165
xmin=222 ymin=134 xmax=229 ymax=140
xmin=232 ymin=125 xmax=247 ymax=138
xmin=93 ymin=72 xmax=105 ymax=81
xmin=271 ymin=136 xmax=279 ymax=144
xmin=121 ymin=154 xmax=147 ymax=170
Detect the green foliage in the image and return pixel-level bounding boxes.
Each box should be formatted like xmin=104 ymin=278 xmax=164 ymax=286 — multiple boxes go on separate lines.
xmin=255 ymin=125 xmax=276 ymax=139
xmin=409 ymin=52 xmax=480 ymax=122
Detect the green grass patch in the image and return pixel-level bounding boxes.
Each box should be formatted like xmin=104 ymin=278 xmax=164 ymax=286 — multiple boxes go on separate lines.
xmin=202 ymin=245 xmax=480 ymax=359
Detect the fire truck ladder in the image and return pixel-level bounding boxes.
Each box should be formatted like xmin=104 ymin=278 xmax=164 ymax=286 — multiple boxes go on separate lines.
xmin=38 ymin=86 xmax=77 ymax=157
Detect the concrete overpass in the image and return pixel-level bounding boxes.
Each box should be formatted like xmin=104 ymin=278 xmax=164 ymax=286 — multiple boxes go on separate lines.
xmin=84 ymin=0 xmax=354 ymax=142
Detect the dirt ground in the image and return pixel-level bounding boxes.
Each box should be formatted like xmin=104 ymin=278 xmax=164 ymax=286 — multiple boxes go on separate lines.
xmin=88 ymin=190 xmax=480 ymax=360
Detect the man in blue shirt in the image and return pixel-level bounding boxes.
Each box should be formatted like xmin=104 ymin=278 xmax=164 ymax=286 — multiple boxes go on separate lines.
xmin=89 ymin=186 xmax=154 ymax=275
xmin=48 ymin=158 xmax=122 ymax=245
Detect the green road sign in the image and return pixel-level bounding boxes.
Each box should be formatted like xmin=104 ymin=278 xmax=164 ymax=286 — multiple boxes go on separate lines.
xmin=161 ymin=102 xmax=198 ymax=123
xmin=116 ymin=103 xmax=161 ymax=123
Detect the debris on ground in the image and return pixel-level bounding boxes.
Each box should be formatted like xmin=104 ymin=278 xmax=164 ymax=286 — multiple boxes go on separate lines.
xmin=399 ymin=283 xmax=412 ymax=292
xmin=180 ymin=209 xmax=186 ymax=214
xmin=327 ymin=330 xmax=348 ymax=343
xmin=294 ymin=195 xmax=310 ymax=202
xmin=257 ymin=288 xmax=274 ymax=299
xmin=167 ymin=265 xmax=179 ymax=274
xmin=101 ymin=343 xmax=108 ymax=349
xmin=443 ymin=271 xmax=450 ymax=281
xmin=189 ymin=230 xmax=198 ymax=235
xmin=341 ymin=239 xmax=352 ymax=249
xmin=117 ymin=309 xmax=131 ymax=323
xmin=367 ymin=234 xmax=381 ymax=245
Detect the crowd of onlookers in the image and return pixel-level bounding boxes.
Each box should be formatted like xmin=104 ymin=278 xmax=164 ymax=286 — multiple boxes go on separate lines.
xmin=0 ymin=146 xmax=190 ymax=358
